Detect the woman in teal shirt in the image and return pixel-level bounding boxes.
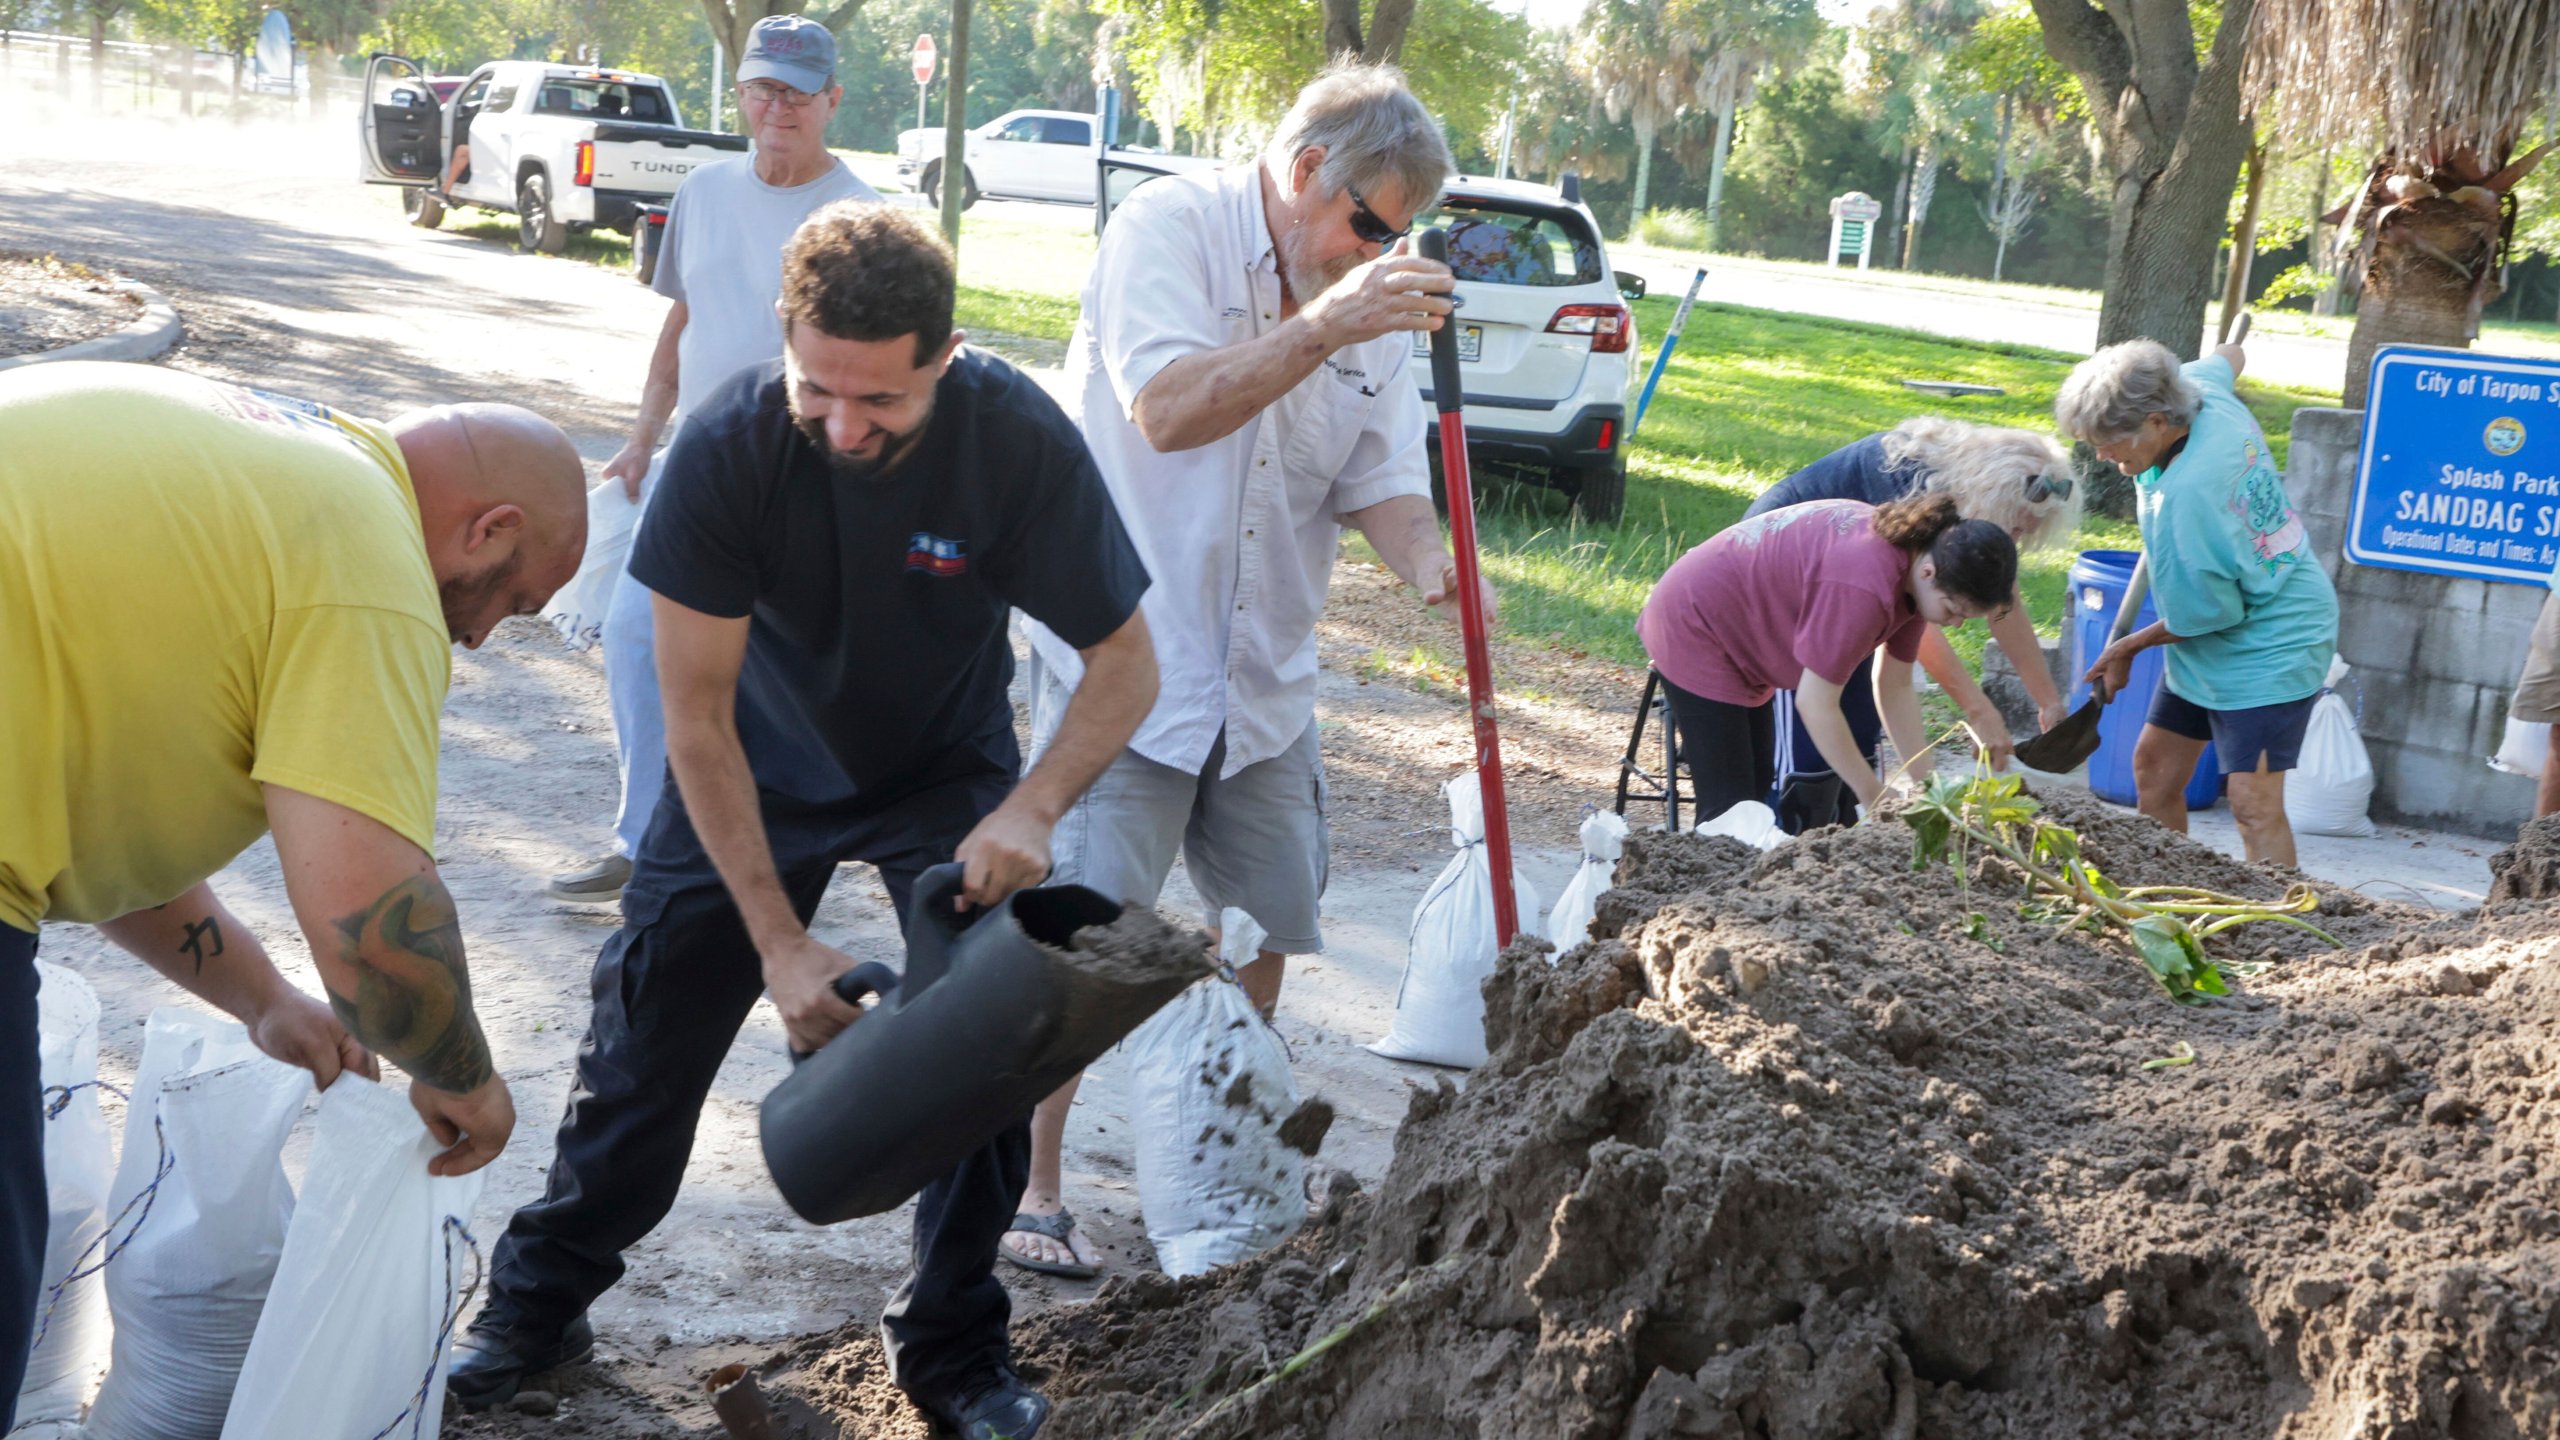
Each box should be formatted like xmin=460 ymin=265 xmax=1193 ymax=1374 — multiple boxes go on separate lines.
xmin=2055 ymin=339 xmax=2340 ymax=867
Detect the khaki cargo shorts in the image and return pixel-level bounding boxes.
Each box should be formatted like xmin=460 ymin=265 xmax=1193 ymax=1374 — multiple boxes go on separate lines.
xmin=2512 ymin=588 xmax=2560 ymax=723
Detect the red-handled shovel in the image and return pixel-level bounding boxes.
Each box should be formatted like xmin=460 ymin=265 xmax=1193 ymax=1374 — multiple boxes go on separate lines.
xmin=1416 ymin=226 xmax=1519 ymax=945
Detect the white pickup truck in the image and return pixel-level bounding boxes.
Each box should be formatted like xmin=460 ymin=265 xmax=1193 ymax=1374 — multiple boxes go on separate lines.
xmin=897 ymin=108 xmax=1219 ymax=209
xmin=357 ymin=55 xmax=747 ymax=252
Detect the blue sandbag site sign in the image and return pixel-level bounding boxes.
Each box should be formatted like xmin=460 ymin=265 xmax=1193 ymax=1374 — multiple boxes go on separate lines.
xmin=2348 ymin=344 xmax=2560 ymax=587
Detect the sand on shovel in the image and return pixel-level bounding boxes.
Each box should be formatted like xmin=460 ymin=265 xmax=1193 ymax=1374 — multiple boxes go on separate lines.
xmin=1057 ymin=909 xmax=1215 ymax=986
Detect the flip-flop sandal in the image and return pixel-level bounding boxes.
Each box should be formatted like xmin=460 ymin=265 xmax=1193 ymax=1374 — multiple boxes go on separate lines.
xmin=1000 ymin=1209 xmax=1101 ymax=1280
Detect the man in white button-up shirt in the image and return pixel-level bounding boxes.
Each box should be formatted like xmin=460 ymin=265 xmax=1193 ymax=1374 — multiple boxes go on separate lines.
xmin=1008 ymin=62 xmax=1493 ymax=1277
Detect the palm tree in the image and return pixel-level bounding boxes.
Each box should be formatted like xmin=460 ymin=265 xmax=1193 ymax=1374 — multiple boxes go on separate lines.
xmin=1849 ymin=0 xmax=1991 ymax=270
xmin=1577 ymin=0 xmax=1814 ymax=237
xmin=2245 ymin=0 xmax=2560 ymax=404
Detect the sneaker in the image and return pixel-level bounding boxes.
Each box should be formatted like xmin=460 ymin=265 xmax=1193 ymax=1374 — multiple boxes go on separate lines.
xmin=914 ymin=1367 xmax=1051 ymax=1440
xmin=447 ymin=1310 xmax=595 ymax=1410
xmin=547 ymin=852 xmax=632 ymax=905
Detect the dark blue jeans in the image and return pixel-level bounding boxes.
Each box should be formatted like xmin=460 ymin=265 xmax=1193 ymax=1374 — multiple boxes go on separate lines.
xmin=2 ymin=925 xmax=42 ymax=1435
xmin=481 ymin=769 xmax=1026 ymax=1407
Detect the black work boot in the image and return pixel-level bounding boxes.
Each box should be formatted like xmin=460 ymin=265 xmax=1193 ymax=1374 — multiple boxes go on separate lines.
xmin=446 ymin=1310 xmax=596 ymax=1409
xmin=916 ymin=1366 xmax=1052 ymax=1440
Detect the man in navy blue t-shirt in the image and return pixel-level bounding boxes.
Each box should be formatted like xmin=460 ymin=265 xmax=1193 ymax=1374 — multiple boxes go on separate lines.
xmin=451 ymin=202 xmax=1156 ymax=1440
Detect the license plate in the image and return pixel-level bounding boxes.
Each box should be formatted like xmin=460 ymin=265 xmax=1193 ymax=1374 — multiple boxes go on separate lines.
xmin=1413 ymin=324 xmax=1482 ymax=361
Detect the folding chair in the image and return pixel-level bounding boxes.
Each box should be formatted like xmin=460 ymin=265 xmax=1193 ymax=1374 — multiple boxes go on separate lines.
xmin=1613 ymin=668 xmax=1691 ymax=831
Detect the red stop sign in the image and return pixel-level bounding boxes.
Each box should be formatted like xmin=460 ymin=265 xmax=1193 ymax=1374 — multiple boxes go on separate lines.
xmin=911 ymin=34 xmax=936 ymax=86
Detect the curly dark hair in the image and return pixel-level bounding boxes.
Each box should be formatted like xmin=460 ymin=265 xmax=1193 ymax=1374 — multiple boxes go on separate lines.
xmin=780 ymin=200 xmax=956 ymax=365
xmin=1872 ymin=492 xmax=2017 ymax=609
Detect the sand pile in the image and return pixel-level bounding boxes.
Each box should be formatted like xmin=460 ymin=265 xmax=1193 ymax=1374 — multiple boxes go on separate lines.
xmin=972 ymin=789 xmax=2560 ymax=1440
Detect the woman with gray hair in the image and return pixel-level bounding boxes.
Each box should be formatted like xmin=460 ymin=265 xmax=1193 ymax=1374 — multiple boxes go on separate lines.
xmin=2055 ymin=338 xmax=2338 ymax=867
xmin=1739 ymin=417 xmax=2079 ymax=830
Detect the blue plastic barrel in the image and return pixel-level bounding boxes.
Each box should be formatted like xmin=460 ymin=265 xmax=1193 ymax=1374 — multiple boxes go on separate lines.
xmin=2065 ymin=550 xmax=2222 ymax=810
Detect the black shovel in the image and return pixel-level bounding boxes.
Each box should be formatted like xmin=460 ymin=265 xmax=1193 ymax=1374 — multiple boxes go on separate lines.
xmin=2014 ymin=554 xmax=2149 ymax=774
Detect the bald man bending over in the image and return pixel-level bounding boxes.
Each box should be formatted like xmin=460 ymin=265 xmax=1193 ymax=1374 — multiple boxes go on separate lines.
xmin=0 ymin=362 xmax=586 ymax=1431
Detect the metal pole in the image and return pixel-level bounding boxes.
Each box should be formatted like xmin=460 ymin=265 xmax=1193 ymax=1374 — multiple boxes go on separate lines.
xmin=1494 ymin=91 xmax=1516 ymax=181
xmin=1630 ymin=267 xmax=1705 ymax=439
xmin=1416 ymin=227 xmax=1518 ymax=946
xmin=938 ymin=0 xmax=972 ymax=252
xmin=710 ymin=39 xmax=724 ymax=132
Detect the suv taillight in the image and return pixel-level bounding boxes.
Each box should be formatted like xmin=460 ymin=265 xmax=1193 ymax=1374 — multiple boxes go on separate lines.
xmin=574 ymin=141 xmax=595 ymax=186
xmin=1547 ymin=303 xmax=1631 ymax=353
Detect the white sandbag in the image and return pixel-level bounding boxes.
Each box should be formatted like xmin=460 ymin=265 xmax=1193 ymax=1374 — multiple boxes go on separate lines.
xmin=1368 ymin=777 xmax=1543 ymax=1070
xmin=1545 ymin=810 xmax=1628 ymax=956
xmin=83 ymin=1009 xmax=308 ymax=1440
xmin=2493 ymin=716 xmax=2550 ymax=778
xmin=2292 ymin=687 xmax=2377 ymax=838
xmin=542 ymin=474 xmax=645 ymax=652
xmin=221 ymin=1076 xmax=486 ymax=1440
xmin=1695 ymin=799 xmax=1787 ymax=852
xmin=1126 ymin=911 xmax=1308 ymax=1278
xmin=18 ymin=962 xmax=114 ymax=1431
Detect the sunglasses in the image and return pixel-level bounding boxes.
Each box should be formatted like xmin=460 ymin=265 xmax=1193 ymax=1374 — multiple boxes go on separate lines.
xmin=1345 ymin=182 xmax=1410 ymax=246
xmin=2025 ymin=469 xmax=2074 ymax=504
xmin=739 ymin=81 xmax=825 ymax=108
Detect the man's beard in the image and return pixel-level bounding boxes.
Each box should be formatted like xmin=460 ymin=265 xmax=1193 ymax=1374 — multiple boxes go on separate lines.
xmin=439 ymin=549 xmax=522 ymax=643
xmin=1278 ymin=221 xmax=1362 ymax=307
xmin=790 ymin=400 xmax=936 ymax=482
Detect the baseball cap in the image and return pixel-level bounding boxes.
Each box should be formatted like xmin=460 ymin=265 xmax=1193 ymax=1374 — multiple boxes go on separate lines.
xmin=737 ymin=14 xmax=836 ymax=94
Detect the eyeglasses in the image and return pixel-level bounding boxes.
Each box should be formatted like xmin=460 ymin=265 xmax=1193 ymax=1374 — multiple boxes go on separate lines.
xmin=1344 ymin=182 xmax=1410 ymax=246
xmin=738 ymin=81 xmax=825 ymax=108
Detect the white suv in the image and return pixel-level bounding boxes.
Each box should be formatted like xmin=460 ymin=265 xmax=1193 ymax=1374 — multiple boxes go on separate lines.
xmin=1411 ymin=177 xmax=1644 ymax=522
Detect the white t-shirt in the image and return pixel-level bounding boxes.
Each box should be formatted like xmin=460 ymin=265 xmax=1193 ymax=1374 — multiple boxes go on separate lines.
xmin=1025 ymin=165 xmax=1430 ymax=779
xmin=652 ymin=153 xmax=879 ymax=425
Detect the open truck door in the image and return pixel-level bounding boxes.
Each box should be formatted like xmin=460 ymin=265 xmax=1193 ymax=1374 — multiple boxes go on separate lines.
xmin=360 ymin=54 xmax=441 ymax=186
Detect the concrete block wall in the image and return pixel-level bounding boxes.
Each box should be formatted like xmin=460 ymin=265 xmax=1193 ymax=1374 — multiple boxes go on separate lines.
xmin=2288 ymin=407 xmax=2541 ymax=837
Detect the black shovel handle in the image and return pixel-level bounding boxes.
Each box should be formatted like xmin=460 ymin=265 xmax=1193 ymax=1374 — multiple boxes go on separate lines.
xmin=786 ymin=960 xmax=903 ymax=1064
xmin=1416 ymin=227 xmax=1463 ymax=415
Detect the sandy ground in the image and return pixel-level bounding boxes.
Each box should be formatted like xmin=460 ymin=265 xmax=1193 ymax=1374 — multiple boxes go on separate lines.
xmin=0 ymin=103 xmax=2510 ymax=1437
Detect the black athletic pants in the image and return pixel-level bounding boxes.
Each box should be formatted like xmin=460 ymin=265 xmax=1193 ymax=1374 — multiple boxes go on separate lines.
xmin=1660 ymin=675 xmax=1777 ymax=824
xmin=2 ymin=925 xmax=42 ymax=1435
xmin=481 ymin=769 xmax=1026 ymax=1408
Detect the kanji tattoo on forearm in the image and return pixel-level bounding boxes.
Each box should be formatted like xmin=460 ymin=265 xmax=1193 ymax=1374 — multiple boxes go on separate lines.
xmin=326 ymin=876 xmax=494 ymax=1094
xmin=178 ymin=917 xmax=223 ymax=975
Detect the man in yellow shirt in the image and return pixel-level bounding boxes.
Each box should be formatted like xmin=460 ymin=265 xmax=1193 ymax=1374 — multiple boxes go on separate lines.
xmin=0 ymin=361 xmax=587 ymax=1429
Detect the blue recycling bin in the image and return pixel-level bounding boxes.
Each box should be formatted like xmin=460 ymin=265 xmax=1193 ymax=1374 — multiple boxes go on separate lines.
xmin=2065 ymin=550 xmax=2222 ymax=810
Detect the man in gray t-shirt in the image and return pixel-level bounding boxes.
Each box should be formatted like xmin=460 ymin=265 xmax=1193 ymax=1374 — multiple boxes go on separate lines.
xmin=546 ymin=13 xmax=877 ymax=904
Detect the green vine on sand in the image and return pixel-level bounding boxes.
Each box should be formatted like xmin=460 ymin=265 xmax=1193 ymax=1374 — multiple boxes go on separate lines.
xmin=1901 ymin=766 xmax=2338 ymax=1005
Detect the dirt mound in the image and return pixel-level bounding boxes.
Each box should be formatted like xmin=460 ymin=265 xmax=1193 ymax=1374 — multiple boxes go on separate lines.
xmin=905 ymin=793 xmax=2560 ymax=1440
xmin=2486 ymin=813 xmax=2560 ymax=903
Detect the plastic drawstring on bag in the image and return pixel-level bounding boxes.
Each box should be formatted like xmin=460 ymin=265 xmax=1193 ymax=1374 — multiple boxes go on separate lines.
xmin=1545 ymin=807 xmax=1627 ymax=956
xmin=362 ymin=1217 xmax=483 ymax=1440
xmin=1368 ymin=777 xmax=1544 ymax=1069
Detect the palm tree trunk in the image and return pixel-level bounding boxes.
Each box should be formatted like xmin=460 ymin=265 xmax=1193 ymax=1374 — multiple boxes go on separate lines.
xmin=1629 ymin=109 xmax=1657 ymax=237
xmin=1990 ymin=93 xmax=2013 ymax=282
xmin=2309 ymin=149 xmax=2339 ymax=317
xmin=1885 ymin=142 xmax=1911 ymax=270
xmin=2217 ymin=137 xmax=2266 ymax=343
xmin=2340 ymin=142 xmax=2548 ymax=405
xmin=1902 ymin=142 xmax=1937 ymax=270
xmin=1704 ymin=96 xmax=1735 ymax=251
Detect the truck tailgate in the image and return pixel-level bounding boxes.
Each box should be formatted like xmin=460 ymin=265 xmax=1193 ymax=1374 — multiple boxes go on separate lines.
xmin=589 ymin=125 xmax=749 ymax=195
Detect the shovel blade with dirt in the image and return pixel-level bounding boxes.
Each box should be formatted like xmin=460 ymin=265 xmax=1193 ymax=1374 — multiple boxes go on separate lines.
xmin=2015 ymin=553 xmax=2149 ymax=774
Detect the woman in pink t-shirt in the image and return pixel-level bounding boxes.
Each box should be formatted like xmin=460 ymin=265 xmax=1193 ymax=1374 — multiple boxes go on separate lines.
xmin=1637 ymin=493 xmax=2018 ymax=825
